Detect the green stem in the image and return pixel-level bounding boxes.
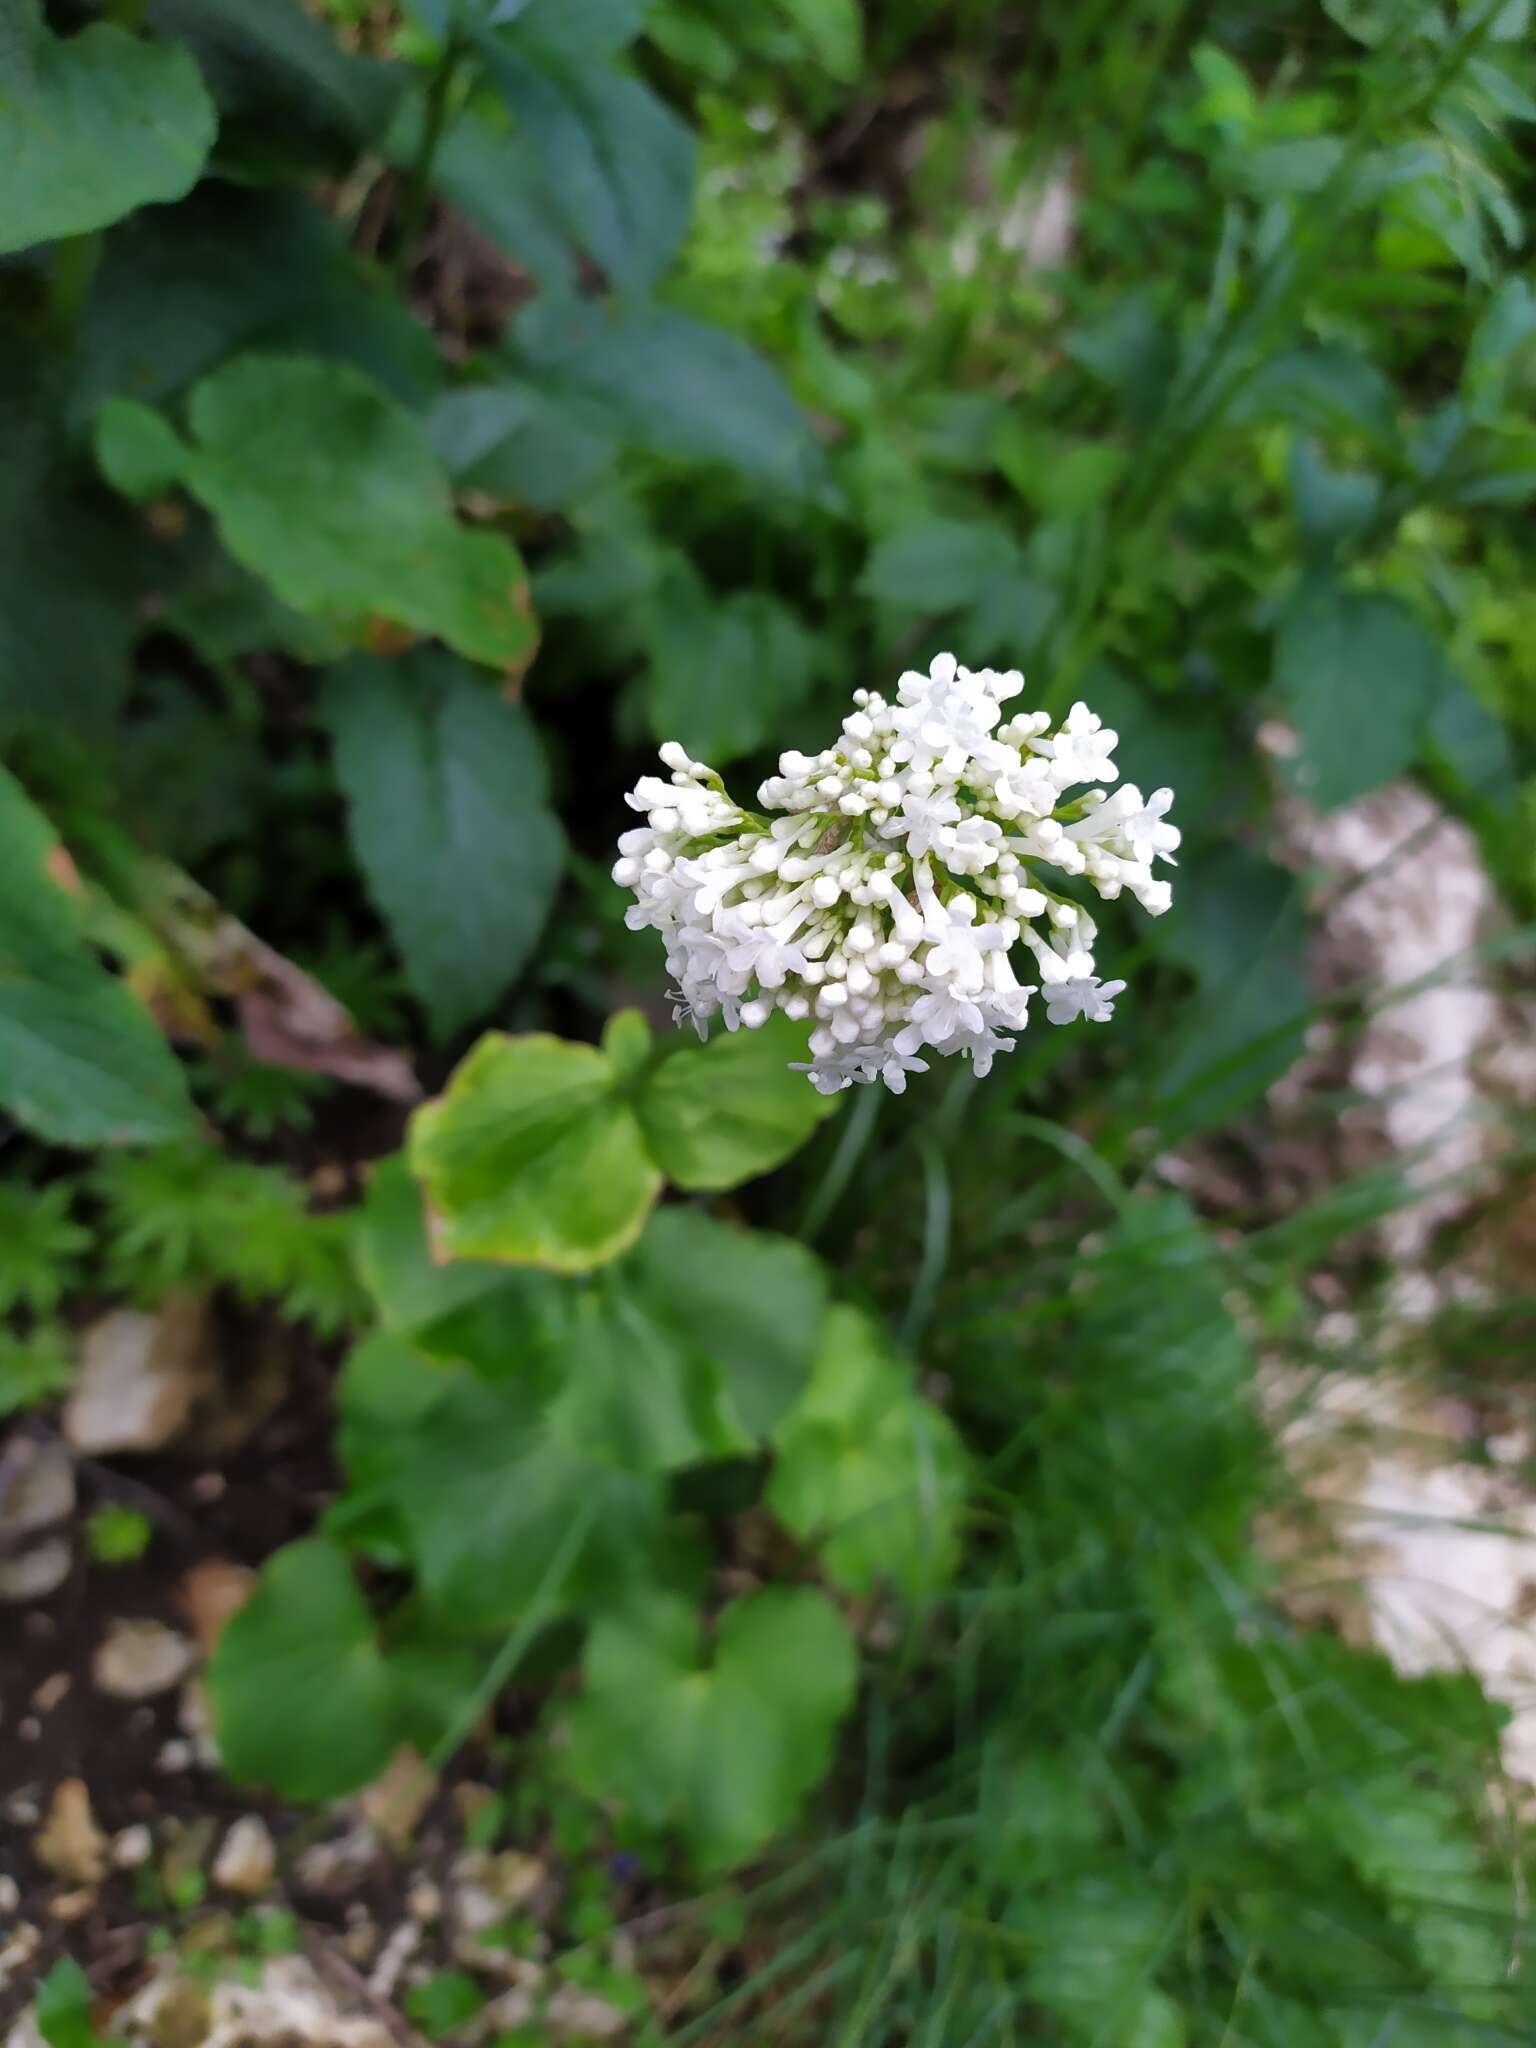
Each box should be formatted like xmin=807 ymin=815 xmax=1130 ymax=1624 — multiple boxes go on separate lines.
xmin=49 ymin=233 xmax=101 ymax=340
xmin=395 ymin=37 xmax=464 ymax=285
xmin=426 ymin=1498 xmax=597 ymax=1775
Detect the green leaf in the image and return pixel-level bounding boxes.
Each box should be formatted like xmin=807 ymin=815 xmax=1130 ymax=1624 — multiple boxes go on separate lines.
xmin=1289 ymin=438 xmax=1381 ymax=554
xmin=35 ymin=1958 xmax=99 ymax=2048
xmin=0 ymin=344 xmax=146 ymax=741
xmin=0 ymin=768 xmax=197 ymax=1148
xmin=502 ymin=0 xmax=647 ymax=62
xmin=776 ymin=0 xmax=863 ymax=78
xmin=322 ymin=652 xmax=564 ymax=1041
xmin=93 ymin=397 xmax=187 ymax=501
xmin=209 ymin=1539 xmax=400 ymax=1799
xmin=0 ymin=8 xmax=216 ymax=254
xmin=858 ymin=519 xmax=1025 ymax=611
xmin=636 ymin=1015 xmax=841 ymax=1192
xmin=1272 ymin=579 xmax=1445 ymax=808
xmin=508 ymin=303 xmax=829 ymax=499
xmin=170 ymin=355 xmax=535 ymax=668
xmin=767 ymin=1305 xmax=969 ymax=1595
xmin=354 ymin=1155 xmax=520 ymax=1349
xmin=397 ymin=1375 xmax=666 ymax=1628
xmin=147 ymin=0 xmax=399 ymax=175
xmin=641 ymin=571 xmax=818 ymax=764
xmin=409 ymin=1032 xmax=662 ymax=1271
xmin=473 ymin=32 xmax=694 ymax=295
xmin=426 ymin=381 xmax=615 ymax=512
xmin=547 ymin=1208 xmax=829 ymax=1470
xmin=77 ymin=183 xmax=440 ymax=419
xmin=563 ymin=1587 xmax=857 ymax=1872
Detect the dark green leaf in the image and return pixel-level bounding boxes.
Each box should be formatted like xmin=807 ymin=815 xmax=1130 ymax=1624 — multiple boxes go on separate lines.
xmin=0 ymin=7 xmax=216 ymax=253
xmin=77 ymin=184 xmax=439 ymax=419
xmin=0 ymin=345 xmax=145 ymax=741
xmin=1272 ymin=578 xmax=1445 ymax=808
xmin=323 ymin=651 xmax=564 ymax=1041
xmin=474 ymin=32 xmax=694 ymax=295
xmin=147 ymin=0 xmax=399 ymax=174
xmin=508 ymin=302 xmax=829 ymax=498
xmin=859 ymin=520 xmax=1025 ymax=611
xmin=0 ymin=768 xmax=197 ymax=1147
xmin=35 ymin=1959 xmax=98 ymax=2048
xmin=641 ymin=570 xmax=818 ymax=764
xmin=426 ymin=382 xmax=615 ymax=511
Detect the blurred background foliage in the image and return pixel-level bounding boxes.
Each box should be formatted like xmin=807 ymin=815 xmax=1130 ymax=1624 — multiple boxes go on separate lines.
xmin=2 ymin=0 xmax=1536 ymax=2041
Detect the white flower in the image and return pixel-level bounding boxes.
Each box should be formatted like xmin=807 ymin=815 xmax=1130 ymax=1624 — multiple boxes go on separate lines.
xmin=613 ymin=651 xmax=1175 ymax=1091
xmin=1043 ymin=976 xmax=1127 ymax=1026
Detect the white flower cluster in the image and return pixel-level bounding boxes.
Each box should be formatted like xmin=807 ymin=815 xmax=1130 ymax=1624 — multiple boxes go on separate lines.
xmin=613 ymin=654 xmax=1178 ymax=1094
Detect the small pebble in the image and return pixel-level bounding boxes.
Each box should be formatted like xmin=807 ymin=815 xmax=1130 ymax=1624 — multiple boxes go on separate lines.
xmin=113 ymin=1824 xmax=153 ymax=1870
xmin=212 ymin=1815 xmax=275 ymax=1896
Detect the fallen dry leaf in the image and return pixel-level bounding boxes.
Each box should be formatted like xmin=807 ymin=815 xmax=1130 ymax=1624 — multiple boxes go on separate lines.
xmin=358 ymin=1745 xmax=436 ymax=1851
xmin=35 ymin=1779 xmax=109 ymax=1885
xmin=121 ymin=851 xmax=420 ymax=1104
xmin=179 ymin=1558 xmax=256 ymax=1655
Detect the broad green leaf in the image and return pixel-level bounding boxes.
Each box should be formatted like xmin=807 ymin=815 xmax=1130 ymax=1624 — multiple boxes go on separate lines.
xmin=426 ymin=382 xmax=615 ymax=512
xmin=409 ymin=1032 xmax=662 ymax=1270
xmin=209 ymin=1538 xmax=400 ymax=1799
xmin=77 ymin=184 xmax=439 ymax=420
xmin=355 ymin=1156 xmax=521 ymax=1348
xmin=546 ymin=1208 xmax=829 ymax=1470
xmin=1234 ymin=345 xmax=1398 ymax=447
xmin=508 ymin=302 xmax=829 ymax=499
xmin=474 ymin=31 xmax=694 ymax=296
xmin=1289 ymin=438 xmax=1381 ymax=554
xmin=563 ymin=1587 xmax=857 ymax=1872
xmin=0 ymin=344 xmax=146 ymax=740
xmin=322 ymin=652 xmax=565 ymax=1041
xmin=641 ymin=570 xmax=818 ymax=763
xmin=34 ymin=1959 xmax=98 ymax=2048
xmin=94 ymin=397 xmax=186 ymax=501
xmin=0 ymin=767 xmax=197 ymax=1148
xmin=777 ymin=0 xmax=863 ymax=78
xmin=767 ymin=1305 xmax=969 ymax=1595
xmin=397 ymin=1375 xmax=665 ymax=1628
xmin=1272 ymin=578 xmax=1444 ymax=809
xmin=169 ymin=355 xmax=535 ymax=668
xmin=503 ymin=0 xmax=647 ymax=62
xmin=147 ymin=0 xmax=400 ymax=174
xmin=637 ymin=1014 xmax=841 ymax=1192
xmin=0 ymin=8 xmax=216 ymax=254
xmin=858 ymin=519 xmax=1025 ymax=611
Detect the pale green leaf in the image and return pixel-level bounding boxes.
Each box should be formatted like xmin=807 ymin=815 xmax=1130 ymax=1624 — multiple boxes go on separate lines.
xmin=0 ymin=9 xmax=216 ymax=254
xmin=322 ymin=652 xmax=564 ymax=1041
xmin=408 ymin=1032 xmax=661 ymax=1271
xmin=767 ymin=1305 xmax=969 ymax=1595
xmin=563 ymin=1587 xmax=857 ymax=1872
xmin=173 ymin=355 xmax=536 ymax=668
xmin=636 ymin=1014 xmax=841 ymax=1192
xmin=93 ymin=397 xmax=187 ymax=501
